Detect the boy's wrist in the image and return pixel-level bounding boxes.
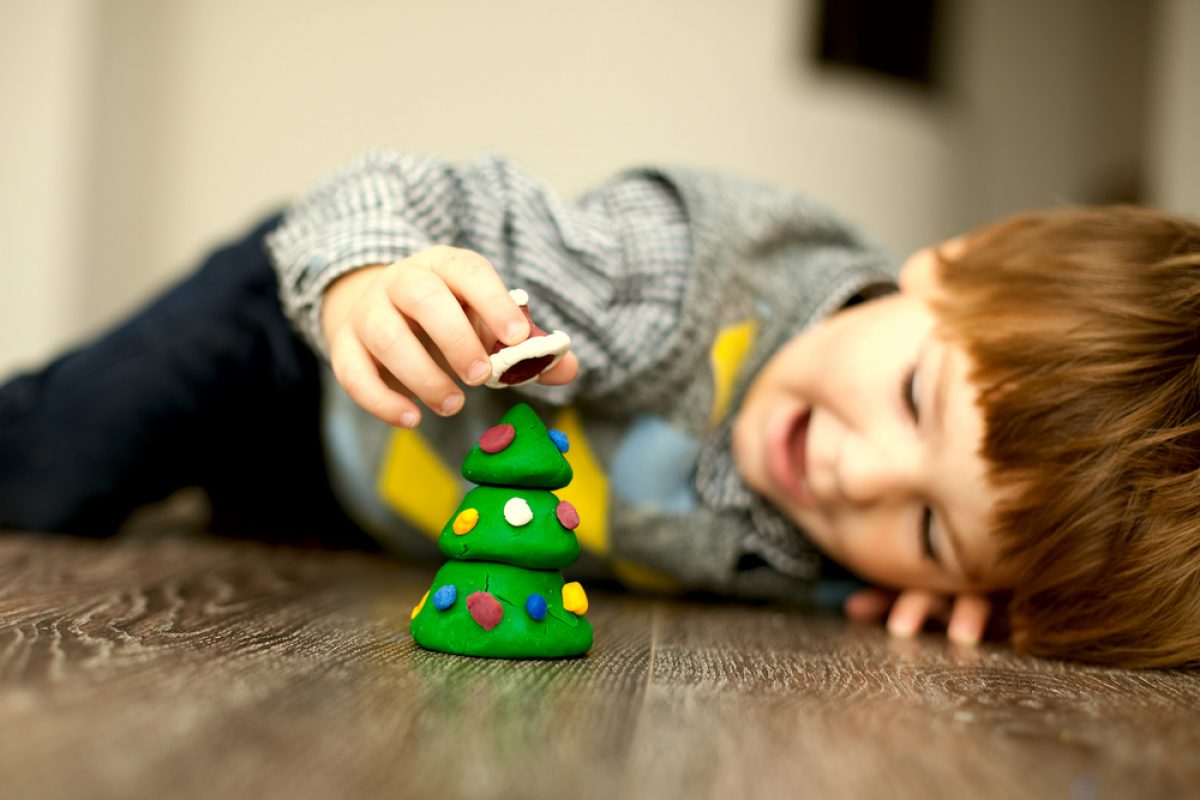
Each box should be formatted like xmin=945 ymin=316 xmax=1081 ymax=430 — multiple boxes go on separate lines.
xmin=320 ymin=264 xmax=389 ymax=346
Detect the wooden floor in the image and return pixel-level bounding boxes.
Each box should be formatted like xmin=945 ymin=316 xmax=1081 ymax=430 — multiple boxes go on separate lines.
xmin=0 ymin=531 xmax=1197 ymax=800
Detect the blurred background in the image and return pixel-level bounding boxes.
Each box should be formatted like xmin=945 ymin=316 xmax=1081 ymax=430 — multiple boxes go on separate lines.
xmin=1 ymin=0 xmax=1197 ymax=378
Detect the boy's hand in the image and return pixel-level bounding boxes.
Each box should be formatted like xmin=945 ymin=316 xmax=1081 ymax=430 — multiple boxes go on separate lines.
xmin=843 ymin=587 xmax=993 ymax=646
xmin=320 ymin=246 xmax=579 ymax=427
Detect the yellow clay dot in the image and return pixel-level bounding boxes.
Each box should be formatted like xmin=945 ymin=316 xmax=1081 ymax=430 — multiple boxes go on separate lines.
xmin=412 ymin=590 xmax=429 ymax=619
xmin=562 ymin=581 xmax=589 ymax=615
xmin=453 ymin=507 xmax=480 ymax=535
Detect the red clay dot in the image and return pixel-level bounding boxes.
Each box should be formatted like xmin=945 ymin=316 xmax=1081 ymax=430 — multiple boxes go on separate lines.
xmin=467 ymin=591 xmax=504 ymax=631
xmin=479 ymin=424 xmax=515 ymax=454
xmin=556 ymin=500 xmax=580 ymax=530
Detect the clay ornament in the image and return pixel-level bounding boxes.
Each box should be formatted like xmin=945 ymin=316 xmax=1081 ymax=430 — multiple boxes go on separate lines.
xmin=485 ymin=289 xmax=571 ymax=388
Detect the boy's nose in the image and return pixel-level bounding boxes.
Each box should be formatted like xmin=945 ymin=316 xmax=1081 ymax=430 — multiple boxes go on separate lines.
xmin=837 ymin=435 xmax=914 ymax=505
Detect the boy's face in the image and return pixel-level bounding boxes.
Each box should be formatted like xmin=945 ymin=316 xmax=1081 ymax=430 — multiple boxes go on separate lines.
xmin=732 ymin=244 xmax=1013 ymax=595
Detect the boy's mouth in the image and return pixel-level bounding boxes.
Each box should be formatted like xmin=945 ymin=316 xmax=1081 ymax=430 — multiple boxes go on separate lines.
xmin=767 ymin=407 xmax=818 ymax=510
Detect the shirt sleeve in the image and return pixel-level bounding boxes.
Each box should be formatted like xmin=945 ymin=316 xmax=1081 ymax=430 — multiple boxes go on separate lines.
xmin=265 ymin=150 xmax=693 ymax=402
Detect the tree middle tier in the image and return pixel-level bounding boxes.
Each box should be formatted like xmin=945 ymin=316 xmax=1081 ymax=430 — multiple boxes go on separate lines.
xmin=439 ymin=485 xmax=582 ymax=569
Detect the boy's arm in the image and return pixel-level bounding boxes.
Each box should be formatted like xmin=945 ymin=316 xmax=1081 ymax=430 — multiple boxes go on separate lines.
xmin=266 ymin=151 xmax=693 ymax=406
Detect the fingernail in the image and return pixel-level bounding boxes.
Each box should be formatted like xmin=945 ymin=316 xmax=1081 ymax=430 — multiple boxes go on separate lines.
xmin=399 ymin=411 xmax=418 ymax=428
xmin=467 ymin=359 xmax=491 ymax=384
xmin=949 ymin=624 xmax=980 ymax=646
xmin=441 ymin=394 xmax=463 ymax=416
xmin=888 ymin=617 xmax=917 ymax=639
xmin=505 ymin=320 xmax=529 ymax=343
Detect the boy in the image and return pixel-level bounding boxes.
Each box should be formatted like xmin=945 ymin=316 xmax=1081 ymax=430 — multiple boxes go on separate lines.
xmin=3 ymin=151 xmax=1198 ymax=668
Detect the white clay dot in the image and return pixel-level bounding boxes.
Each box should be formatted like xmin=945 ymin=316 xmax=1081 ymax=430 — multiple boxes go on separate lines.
xmin=508 ymin=288 xmax=530 ymax=307
xmin=503 ymin=497 xmax=533 ymax=527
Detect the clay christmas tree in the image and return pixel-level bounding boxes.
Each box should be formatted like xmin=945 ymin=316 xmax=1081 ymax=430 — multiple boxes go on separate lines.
xmin=410 ymin=403 xmax=593 ymax=658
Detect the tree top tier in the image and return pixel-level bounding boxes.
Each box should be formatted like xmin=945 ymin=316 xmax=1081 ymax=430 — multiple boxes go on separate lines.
xmin=461 ymin=403 xmax=573 ymax=489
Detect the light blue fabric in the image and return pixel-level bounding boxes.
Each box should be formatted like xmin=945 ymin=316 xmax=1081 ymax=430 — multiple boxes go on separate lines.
xmin=610 ymin=415 xmax=700 ymax=514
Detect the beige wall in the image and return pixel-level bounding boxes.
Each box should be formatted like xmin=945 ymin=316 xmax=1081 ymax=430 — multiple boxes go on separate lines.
xmin=77 ymin=0 xmax=958 ymax=327
xmin=0 ymin=0 xmax=1186 ymax=378
xmin=1147 ymin=0 xmax=1200 ymax=217
xmin=0 ymin=0 xmax=97 ymax=372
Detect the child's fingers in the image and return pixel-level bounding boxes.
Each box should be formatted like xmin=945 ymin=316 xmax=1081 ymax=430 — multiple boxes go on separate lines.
xmin=354 ymin=291 xmax=464 ymax=417
xmin=886 ymin=589 xmax=947 ymax=638
xmin=427 ymin=247 xmax=529 ymax=346
xmin=843 ymin=586 xmax=989 ymax=644
xmin=536 ymin=352 xmax=579 ymax=386
xmin=843 ymin=587 xmax=897 ymax=622
xmin=384 ymin=266 xmax=494 ymax=388
xmin=947 ymin=593 xmax=991 ymax=646
xmin=329 ymin=331 xmax=422 ymax=428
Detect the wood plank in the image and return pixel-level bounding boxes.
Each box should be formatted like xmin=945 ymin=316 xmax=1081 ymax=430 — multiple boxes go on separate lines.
xmin=622 ymin=601 xmax=1200 ymax=799
xmin=0 ymin=533 xmax=1196 ymax=800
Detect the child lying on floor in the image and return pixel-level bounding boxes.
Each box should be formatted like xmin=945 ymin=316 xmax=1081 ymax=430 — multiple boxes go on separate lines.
xmin=3 ymin=151 xmax=1198 ymax=668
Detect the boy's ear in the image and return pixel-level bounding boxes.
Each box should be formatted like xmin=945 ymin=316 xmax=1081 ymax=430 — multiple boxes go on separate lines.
xmin=900 ymin=236 xmax=966 ymax=295
xmin=899 ymin=247 xmax=939 ymax=294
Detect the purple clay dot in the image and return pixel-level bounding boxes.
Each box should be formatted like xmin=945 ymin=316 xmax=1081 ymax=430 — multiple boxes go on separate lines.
xmin=525 ymin=593 xmax=548 ymax=621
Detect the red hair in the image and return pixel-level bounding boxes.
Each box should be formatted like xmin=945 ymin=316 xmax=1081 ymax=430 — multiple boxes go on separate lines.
xmin=934 ymin=206 xmax=1200 ymax=668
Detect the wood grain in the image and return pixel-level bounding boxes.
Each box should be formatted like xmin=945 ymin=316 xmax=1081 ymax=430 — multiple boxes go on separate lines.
xmin=0 ymin=532 xmax=1196 ymax=800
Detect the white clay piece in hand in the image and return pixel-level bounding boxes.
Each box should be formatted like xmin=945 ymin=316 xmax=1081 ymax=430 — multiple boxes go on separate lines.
xmin=485 ymin=289 xmax=571 ymax=388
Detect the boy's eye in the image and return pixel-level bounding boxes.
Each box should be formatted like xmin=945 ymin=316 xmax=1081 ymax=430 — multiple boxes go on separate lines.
xmin=920 ymin=506 xmax=937 ymax=563
xmin=905 ymin=367 xmax=937 ymax=564
xmin=902 ymin=366 xmax=920 ymax=420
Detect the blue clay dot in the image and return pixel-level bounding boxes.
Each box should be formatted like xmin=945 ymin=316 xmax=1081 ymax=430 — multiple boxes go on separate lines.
xmin=548 ymin=429 xmax=570 ymax=453
xmin=525 ymin=593 xmax=548 ymax=621
xmin=433 ymin=584 xmax=458 ymax=611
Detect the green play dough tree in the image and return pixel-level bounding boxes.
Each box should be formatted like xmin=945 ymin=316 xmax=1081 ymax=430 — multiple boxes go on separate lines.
xmin=410 ymin=403 xmax=593 ymax=658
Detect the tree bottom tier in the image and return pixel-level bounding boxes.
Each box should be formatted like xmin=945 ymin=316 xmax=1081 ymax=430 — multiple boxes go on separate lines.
xmin=410 ymin=560 xmax=593 ymax=659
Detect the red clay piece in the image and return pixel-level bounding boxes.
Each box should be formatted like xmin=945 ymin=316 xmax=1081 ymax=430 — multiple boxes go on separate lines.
xmin=479 ymin=424 xmax=516 ymax=454
xmin=498 ymin=354 xmax=555 ymax=385
xmin=466 ymin=591 xmax=504 ymax=631
xmin=556 ymin=500 xmax=580 ymax=530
